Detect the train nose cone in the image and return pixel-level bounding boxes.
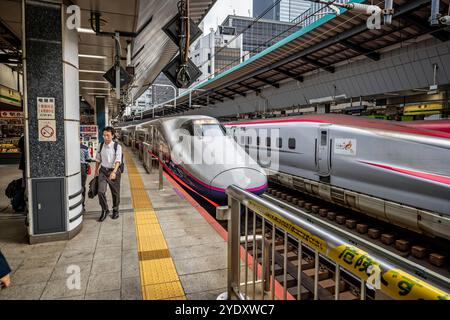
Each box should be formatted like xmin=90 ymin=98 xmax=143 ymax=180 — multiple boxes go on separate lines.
xmin=210 ymin=168 xmax=267 ymax=194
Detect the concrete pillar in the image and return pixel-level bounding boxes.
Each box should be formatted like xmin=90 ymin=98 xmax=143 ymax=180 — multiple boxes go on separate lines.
xmin=23 ymin=0 xmax=82 ymax=243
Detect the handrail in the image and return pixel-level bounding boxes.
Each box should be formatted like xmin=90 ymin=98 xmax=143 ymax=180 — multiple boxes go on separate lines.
xmin=226 ymin=185 xmax=450 ymax=300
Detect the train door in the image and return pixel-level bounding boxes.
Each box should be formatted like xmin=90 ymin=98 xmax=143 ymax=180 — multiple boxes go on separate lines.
xmin=317 ymin=127 xmax=331 ymax=177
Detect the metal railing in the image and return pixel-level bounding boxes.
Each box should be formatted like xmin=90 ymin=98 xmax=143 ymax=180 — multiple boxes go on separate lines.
xmin=142 ymin=142 xmax=163 ymax=190
xmin=225 ymin=185 xmax=450 ymax=300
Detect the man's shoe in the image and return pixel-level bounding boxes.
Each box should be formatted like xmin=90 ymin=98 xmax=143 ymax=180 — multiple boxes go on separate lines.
xmin=111 ymin=211 xmax=119 ymax=220
xmin=98 ymin=210 xmax=108 ymax=222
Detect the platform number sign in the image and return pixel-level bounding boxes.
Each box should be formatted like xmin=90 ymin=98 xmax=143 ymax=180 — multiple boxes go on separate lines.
xmin=37 ymin=97 xmax=56 ymax=142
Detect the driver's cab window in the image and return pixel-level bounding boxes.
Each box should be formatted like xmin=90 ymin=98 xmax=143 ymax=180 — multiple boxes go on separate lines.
xmin=180 ymin=121 xmax=194 ymax=136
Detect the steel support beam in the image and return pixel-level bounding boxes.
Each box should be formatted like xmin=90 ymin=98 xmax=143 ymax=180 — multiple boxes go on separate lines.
xmin=401 ymin=14 xmax=450 ymax=42
xmin=239 ymin=83 xmax=262 ymax=94
xmin=274 ymin=68 xmax=304 ymax=82
xmin=301 ymin=56 xmax=335 ymax=73
xmin=340 ymin=40 xmax=381 ymax=61
xmin=253 ymin=76 xmax=280 ymax=88
xmin=209 ymin=96 xmax=224 ymax=103
xmin=227 ymin=88 xmax=247 ymax=97
xmin=215 ymin=91 xmax=235 ymax=100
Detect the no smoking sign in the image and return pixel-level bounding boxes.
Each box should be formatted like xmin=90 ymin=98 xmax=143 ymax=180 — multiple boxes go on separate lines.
xmin=38 ymin=120 xmax=56 ymax=142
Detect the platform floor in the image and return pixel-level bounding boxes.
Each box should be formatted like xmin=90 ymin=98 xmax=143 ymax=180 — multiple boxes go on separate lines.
xmin=0 ymin=146 xmax=227 ymax=300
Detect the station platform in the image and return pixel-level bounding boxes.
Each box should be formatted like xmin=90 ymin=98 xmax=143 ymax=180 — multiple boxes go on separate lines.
xmin=0 ymin=147 xmax=227 ymax=300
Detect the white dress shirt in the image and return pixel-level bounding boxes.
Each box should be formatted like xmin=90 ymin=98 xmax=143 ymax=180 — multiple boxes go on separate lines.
xmin=96 ymin=141 xmax=122 ymax=169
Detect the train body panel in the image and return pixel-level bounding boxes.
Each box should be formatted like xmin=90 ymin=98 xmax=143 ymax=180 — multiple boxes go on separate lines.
xmin=139 ymin=116 xmax=267 ymax=201
xmin=225 ymin=115 xmax=450 ymax=239
xmin=400 ymin=120 xmax=450 ymax=135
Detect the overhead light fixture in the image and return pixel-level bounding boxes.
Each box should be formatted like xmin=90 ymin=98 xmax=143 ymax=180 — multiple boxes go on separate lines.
xmin=309 ymin=94 xmax=347 ymax=104
xmin=78 ymin=54 xmax=107 ymax=59
xmin=77 ymin=27 xmax=96 ymax=34
xmin=79 ymin=80 xmax=109 ymax=84
xmin=86 ymin=93 xmax=109 ymax=96
xmin=79 ymin=70 xmax=106 ymax=74
xmin=81 ymin=87 xmax=110 ymax=90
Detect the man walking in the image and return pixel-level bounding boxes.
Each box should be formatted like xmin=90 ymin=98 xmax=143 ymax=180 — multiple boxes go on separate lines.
xmin=95 ymin=127 xmax=123 ymax=221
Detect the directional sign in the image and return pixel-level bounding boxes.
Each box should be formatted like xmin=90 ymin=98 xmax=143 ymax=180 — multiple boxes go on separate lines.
xmin=103 ymin=66 xmax=132 ymax=88
xmin=163 ymin=13 xmax=202 ymax=46
xmin=162 ymin=56 xmax=202 ymax=89
xmin=38 ymin=120 xmax=56 ymax=142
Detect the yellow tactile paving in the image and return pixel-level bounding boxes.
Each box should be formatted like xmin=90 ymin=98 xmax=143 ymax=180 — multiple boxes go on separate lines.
xmin=136 ymin=223 xmax=163 ymax=236
xmin=140 ymin=258 xmax=179 ymax=285
xmin=136 ymin=235 xmax=168 ymax=252
xmin=123 ymin=148 xmax=185 ymax=300
xmin=143 ymin=281 xmax=185 ymax=300
xmin=139 ymin=249 xmax=171 ymax=261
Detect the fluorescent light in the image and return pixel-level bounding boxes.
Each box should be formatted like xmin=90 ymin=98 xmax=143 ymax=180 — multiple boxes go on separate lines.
xmin=86 ymin=93 xmax=108 ymax=96
xmin=81 ymin=87 xmax=110 ymax=90
xmin=77 ymin=27 xmax=95 ymax=34
xmin=79 ymin=70 xmax=106 ymax=74
xmin=79 ymin=80 xmax=109 ymax=84
xmin=78 ymin=54 xmax=107 ymax=60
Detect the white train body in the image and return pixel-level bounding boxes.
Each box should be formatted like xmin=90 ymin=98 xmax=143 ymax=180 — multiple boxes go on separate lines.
xmin=225 ymin=114 xmax=450 ymax=240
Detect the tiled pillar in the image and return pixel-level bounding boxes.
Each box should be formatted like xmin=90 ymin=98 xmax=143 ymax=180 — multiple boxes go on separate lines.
xmin=23 ymin=0 xmax=83 ymax=243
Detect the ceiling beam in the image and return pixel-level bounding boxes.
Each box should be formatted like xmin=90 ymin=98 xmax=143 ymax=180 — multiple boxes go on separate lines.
xmin=214 ymin=91 xmax=235 ymax=100
xmin=227 ymin=88 xmax=247 ymax=97
xmin=209 ymin=96 xmax=224 ymax=103
xmin=401 ymin=14 xmax=450 ymax=42
xmin=340 ymin=39 xmax=380 ymax=61
xmin=301 ymin=56 xmax=335 ymax=73
xmin=239 ymin=83 xmax=261 ymax=94
xmin=253 ymin=76 xmax=280 ymax=88
xmin=274 ymin=68 xmax=304 ymax=82
xmin=0 ymin=54 xmax=20 ymax=64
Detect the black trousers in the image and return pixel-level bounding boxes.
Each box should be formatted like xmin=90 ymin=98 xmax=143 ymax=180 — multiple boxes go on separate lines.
xmin=98 ymin=166 xmax=121 ymax=213
xmin=0 ymin=250 xmax=11 ymax=279
xmin=81 ymin=163 xmax=88 ymax=206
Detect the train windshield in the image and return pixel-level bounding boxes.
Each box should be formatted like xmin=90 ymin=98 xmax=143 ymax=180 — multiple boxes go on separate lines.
xmin=195 ymin=124 xmax=225 ymax=137
xmin=181 ymin=119 xmax=226 ymax=137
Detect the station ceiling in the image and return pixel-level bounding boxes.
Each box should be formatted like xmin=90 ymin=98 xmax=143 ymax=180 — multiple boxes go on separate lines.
xmin=0 ymin=0 xmax=216 ymax=116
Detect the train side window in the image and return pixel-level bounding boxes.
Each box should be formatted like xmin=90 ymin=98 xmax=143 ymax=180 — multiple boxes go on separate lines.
xmin=321 ymin=131 xmax=327 ymax=146
xmin=276 ymin=138 xmax=282 ymax=148
xmin=266 ymin=137 xmax=271 ymax=147
xmin=288 ymin=138 xmax=296 ymax=150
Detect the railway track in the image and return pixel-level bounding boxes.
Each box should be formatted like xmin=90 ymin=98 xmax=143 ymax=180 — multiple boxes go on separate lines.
xmin=264 ymin=183 xmax=450 ymax=277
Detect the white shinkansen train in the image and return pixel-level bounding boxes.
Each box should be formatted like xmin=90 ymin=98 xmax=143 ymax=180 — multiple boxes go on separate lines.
xmin=224 ymin=114 xmax=450 ymax=240
xmin=137 ymin=116 xmax=267 ymax=201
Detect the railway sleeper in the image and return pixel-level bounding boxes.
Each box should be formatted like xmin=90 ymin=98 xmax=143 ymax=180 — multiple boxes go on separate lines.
xmin=303 ymin=268 xmax=330 ymax=281
xmin=275 ymin=273 xmax=297 ymax=288
xmin=318 ymin=278 xmax=347 ymax=294
xmin=287 ymin=286 xmax=312 ymax=300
